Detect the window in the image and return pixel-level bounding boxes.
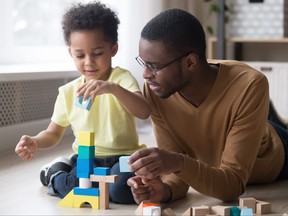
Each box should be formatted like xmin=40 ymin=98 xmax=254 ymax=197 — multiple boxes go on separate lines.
xmin=0 ymin=0 xmax=163 ymax=79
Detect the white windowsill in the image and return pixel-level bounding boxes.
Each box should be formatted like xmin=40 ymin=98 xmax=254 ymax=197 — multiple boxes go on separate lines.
xmin=0 ymin=62 xmax=79 ymax=81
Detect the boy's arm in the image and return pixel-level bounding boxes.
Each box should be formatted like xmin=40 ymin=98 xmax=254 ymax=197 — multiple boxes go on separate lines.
xmin=15 ymin=122 xmax=66 ymax=160
xmin=111 ymin=84 xmax=151 ymax=119
xmin=33 ymin=121 xmax=66 ymax=149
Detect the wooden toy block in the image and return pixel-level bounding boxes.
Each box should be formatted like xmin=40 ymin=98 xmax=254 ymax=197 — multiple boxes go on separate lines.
xmin=239 ymin=198 xmax=256 ymax=213
xmin=182 ymin=207 xmax=192 ymax=216
xmin=94 ymin=167 xmax=110 ymax=176
xmin=192 ymin=206 xmax=210 ymax=216
xmin=78 ymin=131 xmax=95 ymax=146
xmin=135 ymin=200 xmax=158 ymax=216
xmin=73 ymin=194 xmax=99 ymax=209
xmin=119 ymin=156 xmax=131 ymax=172
xmin=162 ymin=208 xmax=177 ymax=216
xmin=230 ymin=206 xmax=241 ymax=216
xmin=75 ymin=96 xmax=93 ymax=111
xmin=240 ymin=208 xmax=253 ymax=216
xmin=57 ymin=189 xmax=74 ymax=207
xmin=143 ymin=206 xmax=161 ymax=216
xmin=90 ymin=174 xmax=119 ymax=183
xmin=74 ymin=187 xmax=99 ymax=196
xmin=256 ymin=202 xmax=271 ymax=214
xmin=78 ymin=146 xmax=95 ymax=159
xmin=79 ymin=178 xmax=92 ymax=188
xmin=99 ymin=182 xmax=109 ymax=210
xmin=77 ymin=158 xmax=94 ymax=173
xmin=211 ymin=206 xmax=231 ymax=216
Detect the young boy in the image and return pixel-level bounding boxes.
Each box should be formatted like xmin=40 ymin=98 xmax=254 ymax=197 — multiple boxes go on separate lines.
xmin=15 ymin=1 xmax=150 ymax=204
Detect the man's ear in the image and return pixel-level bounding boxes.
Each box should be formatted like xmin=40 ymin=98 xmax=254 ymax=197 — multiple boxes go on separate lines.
xmin=111 ymin=43 xmax=118 ymax=57
xmin=185 ymin=53 xmax=198 ymax=69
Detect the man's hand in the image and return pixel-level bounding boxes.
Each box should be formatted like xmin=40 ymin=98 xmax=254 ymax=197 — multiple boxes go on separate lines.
xmin=127 ymin=176 xmax=171 ymax=204
xmin=128 ymin=147 xmax=184 ymax=179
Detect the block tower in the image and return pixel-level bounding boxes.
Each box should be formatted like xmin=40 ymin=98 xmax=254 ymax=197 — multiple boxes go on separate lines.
xmin=57 ymin=131 xmax=119 ymax=209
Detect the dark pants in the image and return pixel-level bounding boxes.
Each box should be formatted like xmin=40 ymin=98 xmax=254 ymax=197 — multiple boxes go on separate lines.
xmin=51 ymin=154 xmax=135 ymax=204
xmin=269 ymin=121 xmax=288 ymax=180
xmin=268 ymin=101 xmax=288 ymax=180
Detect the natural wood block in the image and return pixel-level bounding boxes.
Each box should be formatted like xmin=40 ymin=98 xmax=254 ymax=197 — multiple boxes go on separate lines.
xmin=256 ymin=202 xmax=271 ymax=214
xmin=239 ymin=197 xmax=256 ymax=213
xmin=211 ymin=205 xmax=230 ymax=216
xmin=192 ymin=206 xmax=210 ymax=216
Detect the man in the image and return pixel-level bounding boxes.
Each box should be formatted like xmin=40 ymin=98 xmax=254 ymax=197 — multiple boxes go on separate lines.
xmin=127 ymin=8 xmax=288 ymax=204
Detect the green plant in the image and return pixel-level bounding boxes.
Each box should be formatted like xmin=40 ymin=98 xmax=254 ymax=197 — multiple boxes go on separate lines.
xmin=204 ymin=0 xmax=233 ymax=36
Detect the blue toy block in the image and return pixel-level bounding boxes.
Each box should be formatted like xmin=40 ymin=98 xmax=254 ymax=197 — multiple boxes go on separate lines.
xmin=119 ymin=156 xmax=131 ymax=172
xmin=74 ymin=187 xmax=99 ymax=196
xmin=240 ymin=208 xmax=253 ymax=216
xmin=230 ymin=206 xmax=240 ymax=216
xmin=77 ymin=171 xmax=91 ymax=178
xmin=93 ymin=167 xmax=110 ymax=176
xmin=77 ymin=158 xmax=94 ymax=173
xmin=75 ymin=96 xmax=93 ymax=111
xmin=78 ymin=146 xmax=95 ymax=159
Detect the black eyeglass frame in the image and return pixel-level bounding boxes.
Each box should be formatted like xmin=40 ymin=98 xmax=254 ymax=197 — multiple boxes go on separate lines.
xmin=135 ymin=51 xmax=194 ymax=75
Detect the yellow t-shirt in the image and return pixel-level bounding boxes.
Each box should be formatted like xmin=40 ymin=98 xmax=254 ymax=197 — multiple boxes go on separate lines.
xmin=51 ymin=67 xmax=146 ymax=156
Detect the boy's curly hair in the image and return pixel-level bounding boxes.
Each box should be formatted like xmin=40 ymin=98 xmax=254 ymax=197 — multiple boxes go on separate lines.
xmin=62 ymin=1 xmax=120 ymax=46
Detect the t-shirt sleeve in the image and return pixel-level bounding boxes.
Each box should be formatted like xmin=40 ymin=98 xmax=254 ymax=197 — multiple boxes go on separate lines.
xmin=51 ymin=87 xmax=70 ymax=127
xmin=114 ymin=69 xmax=141 ymax=93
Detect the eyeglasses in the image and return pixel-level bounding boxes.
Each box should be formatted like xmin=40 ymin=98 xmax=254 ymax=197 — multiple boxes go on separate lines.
xmin=135 ymin=51 xmax=193 ymax=76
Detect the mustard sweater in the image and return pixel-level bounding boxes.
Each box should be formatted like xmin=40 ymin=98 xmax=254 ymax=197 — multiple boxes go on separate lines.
xmin=144 ymin=60 xmax=284 ymax=201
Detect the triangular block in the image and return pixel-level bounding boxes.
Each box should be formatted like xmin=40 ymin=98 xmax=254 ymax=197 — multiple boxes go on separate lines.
xmin=57 ymin=189 xmax=74 ymax=207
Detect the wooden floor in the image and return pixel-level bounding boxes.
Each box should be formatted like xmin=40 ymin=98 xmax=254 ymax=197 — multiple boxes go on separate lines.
xmin=1 ymin=124 xmax=288 ymax=215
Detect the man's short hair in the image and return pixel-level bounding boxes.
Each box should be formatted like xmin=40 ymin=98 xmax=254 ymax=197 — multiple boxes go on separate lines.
xmin=141 ymin=8 xmax=206 ymax=60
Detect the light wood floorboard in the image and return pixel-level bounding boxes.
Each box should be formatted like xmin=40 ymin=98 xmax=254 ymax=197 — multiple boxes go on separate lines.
xmin=1 ymin=127 xmax=288 ymax=215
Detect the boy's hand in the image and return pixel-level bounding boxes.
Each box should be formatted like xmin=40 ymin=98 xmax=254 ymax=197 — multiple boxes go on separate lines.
xmin=77 ymin=79 xmax=116 ymax=102
xmin=15 ymin=135 xmax=37 ymax=160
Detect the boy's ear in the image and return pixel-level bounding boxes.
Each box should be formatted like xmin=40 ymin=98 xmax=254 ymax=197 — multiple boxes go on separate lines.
xmin=68 ymin=47 xmax=72 ymax=57
xmin=111 ymin=43 xmax=118 ymax=57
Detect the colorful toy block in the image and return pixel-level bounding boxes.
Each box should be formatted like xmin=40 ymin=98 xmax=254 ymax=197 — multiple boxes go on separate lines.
xmin=94 ymin=167 xmax=110 ymax=176
xmin=58 ymin=131 xmax=119 ymax=210
xmin=135 ymin=200 xmax=159 ymax=216
xmin=73 ymin=194 xmax=99 ymax=209
xmin=239 ymin=197 xmax=256 ymax=213
xmin=79 ymin=178 xmax=92 ymax=188
xmin=119 ymin=155 xmax=131 ymax=172
xmin=74 ymin=187 xmax=99 ymax=196
xmin=78 ymin=146 xmax=95 ymax=158
xmin=230 ymin=206 xmax=241 ymax=216
xmin=143 ymin=206 xmax=161 ymax=216
xmin=78 ymin=131 xmax=95 ymax=146
xmin=240 ymin=208 xmax=253 ymax=216
xmin=75 ymin=95 xmax=93 ymax=111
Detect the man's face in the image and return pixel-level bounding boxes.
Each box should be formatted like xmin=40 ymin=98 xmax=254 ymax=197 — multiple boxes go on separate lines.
xmin=138 ymin=38 xmax=189 ymax=99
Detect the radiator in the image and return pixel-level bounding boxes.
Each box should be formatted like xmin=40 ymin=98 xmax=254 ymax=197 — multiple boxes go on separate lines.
xmin=246 ymin=61 xmax=288 ymax=122
xmin=0 ymin=68 xmax=79 ymax=151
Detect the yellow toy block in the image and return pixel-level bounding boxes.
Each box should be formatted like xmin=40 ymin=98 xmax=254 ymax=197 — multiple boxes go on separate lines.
xmin=78 ymin=132 xmax=95 ymax=146
xmin=74 ymin=194 xmax=99 ymax=209
xmin=57 ymin=189 xmax=74 ymax=208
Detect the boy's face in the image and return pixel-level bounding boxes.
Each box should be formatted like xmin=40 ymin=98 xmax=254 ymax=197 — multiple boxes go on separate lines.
xmin=68 ymin=29 xmax=118 ymax=81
